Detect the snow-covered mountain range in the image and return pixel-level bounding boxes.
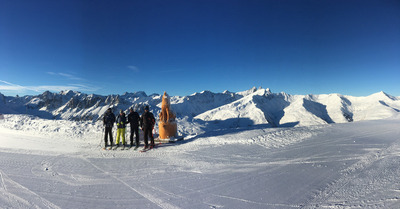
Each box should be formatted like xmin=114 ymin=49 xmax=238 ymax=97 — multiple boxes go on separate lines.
xmin=1 ymin=87 xmax=399 ymax=127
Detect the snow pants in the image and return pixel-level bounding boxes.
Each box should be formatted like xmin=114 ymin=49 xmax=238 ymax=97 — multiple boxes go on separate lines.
xmin=104 ymin=127 xmax=113 ymax=146
xmin=143 ymin=127 xmax=154 ymax=147
xmin=130 ymin=126 xmax=139 ymax=146
xmin=116 ymin=128 xmax=126 ymax=145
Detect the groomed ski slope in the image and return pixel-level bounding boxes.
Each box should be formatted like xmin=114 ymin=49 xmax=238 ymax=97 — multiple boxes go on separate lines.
xmin=0 ymin=114 xmax=400 ymax=208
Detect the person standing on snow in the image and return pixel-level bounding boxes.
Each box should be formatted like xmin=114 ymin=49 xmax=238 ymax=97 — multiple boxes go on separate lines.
xmin=115 ymin=109 xmax=127 ymax=148
xmin=140 ymin=105 xmax=155 ymax=149
xmin=103 ymin=108 xmax=116 ymax=149
xmin=127 ymin=107 xmax=140 ymax=149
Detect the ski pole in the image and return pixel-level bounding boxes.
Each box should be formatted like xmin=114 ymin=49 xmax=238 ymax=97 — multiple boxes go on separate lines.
xmin=115 ymin=126 xmax=118 ymax=146
xmin=100 ymin=125 xmax=104 ymax=148
xmin=125 ymin=125 xmax=127 ymax=146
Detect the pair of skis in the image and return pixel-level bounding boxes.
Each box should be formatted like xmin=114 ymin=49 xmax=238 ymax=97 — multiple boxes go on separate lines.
xmin=102 ymin=145 xmax=132 ymax=151
xmin=139 ymin=146 xmax=154 ymax=153
xmin=102 ymin=144 xmax=158 ymax=152
xmin=139 ymin=143 xmax=162 ymax=152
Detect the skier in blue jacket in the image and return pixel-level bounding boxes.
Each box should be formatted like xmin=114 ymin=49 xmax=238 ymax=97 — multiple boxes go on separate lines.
xmin=115 ymin=109 xmax=127 ymax=148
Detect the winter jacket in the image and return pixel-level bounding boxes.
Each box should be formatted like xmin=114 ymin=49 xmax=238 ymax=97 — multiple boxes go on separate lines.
xmin=103 ymin=111 xmax=116 ymax=128
xmin=116 ymin=113 xmax=127 ymax=129
xmin=140 ymin=111 xmax=155 ymax=129
xmin=127 ymin=111 xmax=140 ymax=127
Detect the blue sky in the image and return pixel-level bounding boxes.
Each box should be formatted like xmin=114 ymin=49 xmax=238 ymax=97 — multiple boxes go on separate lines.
xmin=1 ymin=0 xmax=399 ymax=97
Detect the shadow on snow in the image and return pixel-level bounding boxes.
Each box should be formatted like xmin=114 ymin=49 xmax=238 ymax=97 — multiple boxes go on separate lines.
xmin=175 ymin=118 xmax=299 ymax=146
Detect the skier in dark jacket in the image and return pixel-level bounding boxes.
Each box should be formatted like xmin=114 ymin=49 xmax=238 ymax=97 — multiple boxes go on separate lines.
xmin=127 ymin=107 xmax=140 ymax=149
xmin=140 ymin=105 xmax=155 ymax=149
xmin=115 ymin=109 xmax=127 ymax=147
xmin=103 ymin=108 xmax=116 ymax=149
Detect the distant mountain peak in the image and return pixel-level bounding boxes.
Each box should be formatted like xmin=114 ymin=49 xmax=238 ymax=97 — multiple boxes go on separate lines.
xmin=0 ymin=89 xmax=399 ymax=127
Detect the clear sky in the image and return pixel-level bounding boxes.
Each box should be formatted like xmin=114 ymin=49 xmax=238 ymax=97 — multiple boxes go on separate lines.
xmin=1 ymin=0 xmax=399 ymax=97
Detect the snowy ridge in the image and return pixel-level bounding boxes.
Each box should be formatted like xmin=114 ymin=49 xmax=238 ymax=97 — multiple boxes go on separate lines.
xmin=0 ymin=90 xmax=162 ymax=121
xmin=1 ymin=88 xmax=399 ymax=128
xmin=195 ymin=89 xmax=400 ymax=127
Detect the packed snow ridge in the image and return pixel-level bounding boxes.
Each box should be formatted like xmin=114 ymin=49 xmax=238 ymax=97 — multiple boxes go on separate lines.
xmin=1 ymin=87 xmax=399 ymax=128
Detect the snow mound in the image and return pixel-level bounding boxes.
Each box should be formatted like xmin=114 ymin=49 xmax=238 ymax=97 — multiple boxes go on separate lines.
xmin=195 ymin=89 xmax=278 ymax=127
xmin=0 ymin=114 xmax=102 ymax=141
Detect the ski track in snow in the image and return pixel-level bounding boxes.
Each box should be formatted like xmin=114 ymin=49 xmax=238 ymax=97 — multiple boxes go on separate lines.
xmin=303 ymin=133 xmax=400 ymax=208
xmin=0 ymin=169 xmax=62 ymax=209
xmin=81 ymin=157 xmax=181 ymax=209
xmin=0 ymin=114 xmax=400 ymax=208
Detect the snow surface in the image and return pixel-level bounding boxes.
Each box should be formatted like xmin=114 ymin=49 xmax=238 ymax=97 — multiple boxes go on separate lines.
xmin=1 ymin=113 xmax=400 ymax=208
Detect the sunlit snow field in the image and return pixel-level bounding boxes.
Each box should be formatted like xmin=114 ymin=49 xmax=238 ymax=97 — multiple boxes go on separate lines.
xmin=1 ymin=114 xmax=400 ymax=208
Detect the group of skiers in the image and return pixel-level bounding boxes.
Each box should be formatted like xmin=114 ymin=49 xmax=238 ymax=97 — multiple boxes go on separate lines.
xmin=102 ymin=105 xmax=155 ymax=150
